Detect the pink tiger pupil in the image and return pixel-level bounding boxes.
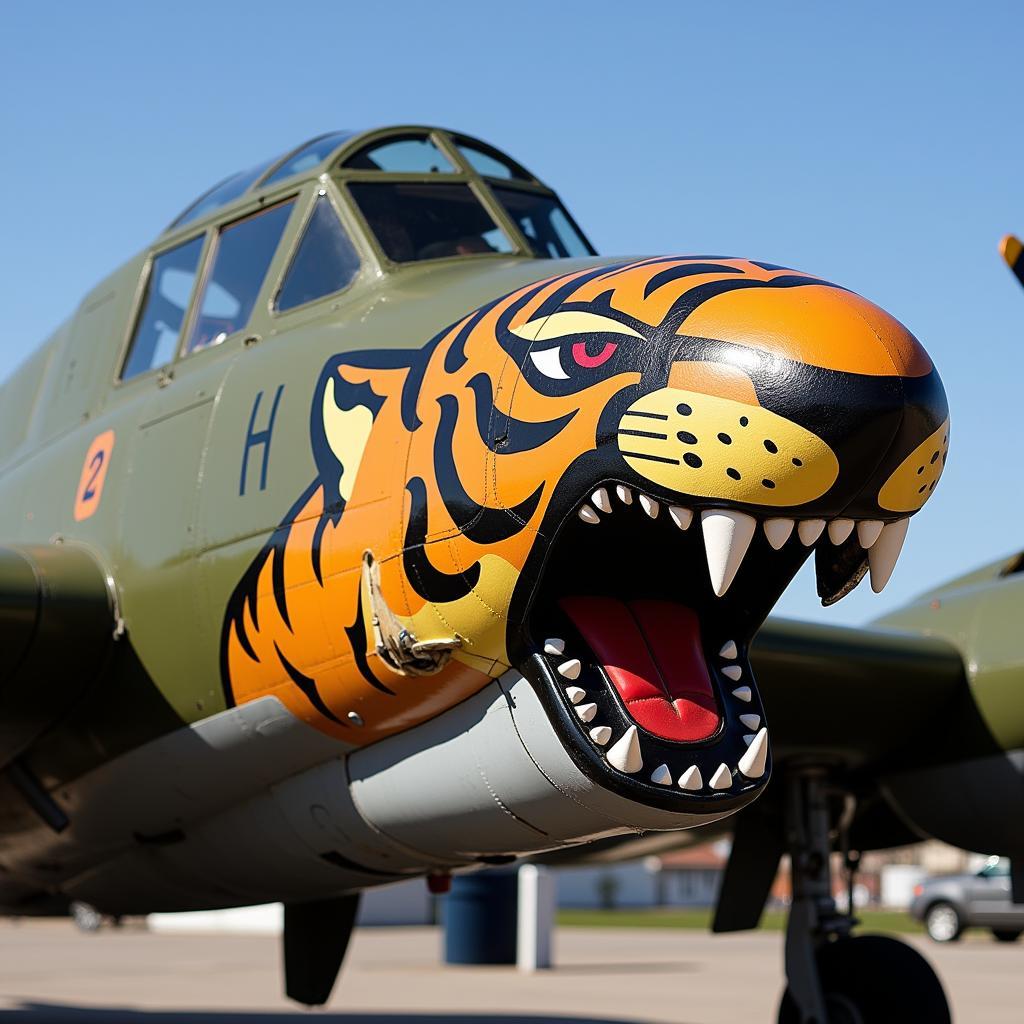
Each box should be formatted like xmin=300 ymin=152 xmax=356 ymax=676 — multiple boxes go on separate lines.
xmin=571 ymin=340 xmax=618 ymax=368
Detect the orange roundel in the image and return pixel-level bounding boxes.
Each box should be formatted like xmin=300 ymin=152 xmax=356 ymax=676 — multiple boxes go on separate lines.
xmin=73 ymin=430 xmax=115 ymax=522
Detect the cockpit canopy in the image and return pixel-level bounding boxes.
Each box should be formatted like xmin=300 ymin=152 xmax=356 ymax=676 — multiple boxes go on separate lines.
xmin=168 ymin=125 xmax=595 ymax=264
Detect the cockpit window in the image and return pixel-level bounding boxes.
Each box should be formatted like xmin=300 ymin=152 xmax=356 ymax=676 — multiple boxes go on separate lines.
xmin=276 ymin=196 xmax=360 ymax=311
xmin=348 ymin=182 xmax=512 ymax=263
xmin=491 ymin=187 xmax=595 ymax=258
xmin=172 ymin=157 xmax=280 ymax=228
xmin=184 ymin=200 xmax=294 ymax=354
xmin=262 ymin=131 xmax=356 ymax=187
xmin=122 ymin=235 xmax=205 ymax=380
xmin=455 ymin=139 xmax=531 ymax=181
xmin=343 ymin=135 xmax=455 ymax=174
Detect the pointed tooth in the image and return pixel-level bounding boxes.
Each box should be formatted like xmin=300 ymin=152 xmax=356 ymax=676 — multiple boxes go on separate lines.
xmin=722 ymin=665 xmax=742 ymax=682
xmin=738 ymin=728 xmax=769 ymax=779
xmin=743 ymin=733 xmax=755 ymax=746
xmin=797 ymin=519 xmax=826 ymax=546
xmin=669 ymin=505 xmax=693 ymax=530
xmin=764 ymin=518 xmax=794 ymax=550
xmin=591 ymin=487 xmax=612 ymax=514
xmin=557 ymin=659 xmax=582 ymax=680
xmin=701 ymin=510 xmax=756 ymax=597
xmin=615 ymin=484 xmax=633 ymax=505
xmin=709 ymin=763 xmax=733 ymax=790
xmin=869 ymin=519 xmax=910 ymax=593
xmin=543 ymin=638 xmax=565 ymax=656
xmin=578 ymin=505 xmax=600 ymax=525
xmin=606 ymin=725 xmax=642 ymax=773
xmin=678 ymin=765 xmax=703 ymax=790
xmin=639 ymin=494 xmax=660 ymax=518
xmin=857 ymin=519 xmax=884 ymax=549
xmin=739 ymin=713 xmax=761 ymax=731
xmin=574 ymin=702 xmax=597 ymax=723
xmin=719 ymin=640 xmax=738 ymax=660
xmin=589 ymin=725 xmax=612 ymax=745
xmin=731 ymin=686 xmax=752 ymax=702
xmin=650 ymin=763 xmax=673 ymax=786
xmin=828 ymin=518 xmax=855 ymax=545
xmin=565 ymin=686 xmax=586 ymax=704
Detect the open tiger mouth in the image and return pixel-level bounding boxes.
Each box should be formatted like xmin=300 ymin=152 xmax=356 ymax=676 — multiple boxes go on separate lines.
xmin=522 ymin=482 xmax=909 ymax=812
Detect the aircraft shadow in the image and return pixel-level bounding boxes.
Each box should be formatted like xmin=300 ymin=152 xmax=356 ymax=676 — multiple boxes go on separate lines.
xmin=0 ymin=1009 xmax=656 ymax=1024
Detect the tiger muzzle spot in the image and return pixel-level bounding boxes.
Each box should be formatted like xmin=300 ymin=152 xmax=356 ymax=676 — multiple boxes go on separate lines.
xmin=617 ymin=387 xmax=839 ymax=507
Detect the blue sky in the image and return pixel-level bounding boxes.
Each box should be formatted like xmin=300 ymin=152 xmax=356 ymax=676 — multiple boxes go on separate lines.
xmin=2 ymin=1 xmax=1021 ymax=627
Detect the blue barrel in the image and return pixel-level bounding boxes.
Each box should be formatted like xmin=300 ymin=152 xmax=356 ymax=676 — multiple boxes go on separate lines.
xmin=443 ymin=870 xmax=518 ymax=964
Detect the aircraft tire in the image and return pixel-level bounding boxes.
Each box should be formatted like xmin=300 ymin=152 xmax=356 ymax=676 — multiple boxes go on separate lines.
xmin=777 ymin=934 xmax=950 ymax=1024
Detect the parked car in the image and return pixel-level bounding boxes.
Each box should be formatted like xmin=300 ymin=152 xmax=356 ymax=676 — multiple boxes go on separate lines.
xmin=910 ymin=856 xmax=1024 ymax=942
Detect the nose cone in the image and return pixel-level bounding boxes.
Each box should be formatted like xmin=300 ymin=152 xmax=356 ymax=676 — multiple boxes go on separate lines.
xmin=500 ymin=257 xmax=947 ymax=525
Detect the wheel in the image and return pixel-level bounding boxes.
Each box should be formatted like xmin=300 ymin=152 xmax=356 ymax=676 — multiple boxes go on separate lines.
xmin=925 ymin=901 xmax=963 ymax=943
xmin=778 ymin=934 xmax=950 ymax=1023
xmin=991 ymin=928 xmax=1022 ymax=942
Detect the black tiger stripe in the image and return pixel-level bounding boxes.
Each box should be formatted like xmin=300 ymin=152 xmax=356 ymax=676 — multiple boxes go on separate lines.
xmin=434 ymin=394 xmax=543 ymax=544
xmin=275 ymin=642 xmax=346 ymax=725
xmin=403 ymin=476 xmax=481 ymax=603
xmin=466 ymin=372 xmax=576 ymax=453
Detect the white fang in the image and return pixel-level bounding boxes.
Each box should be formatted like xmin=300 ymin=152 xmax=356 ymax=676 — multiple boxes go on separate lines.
xmin=615 ymin=484 xmax=633 ymax=505
xmin=589 ymin=725 xmax=612 ymax=745
xmin=869 ymin=518 xmax=910 ymax=593
xmin=565 ymin=686 xmax=586 ymax=704
xmin=591 ymin=487 xmax=612 ymax=514
xmin=650 ymin=763 xmax=673 ymax=786
xmin=828 ymin=519 xmax=855 ymax=545
xmin=669 ymin=505 xmax=693 ymax=530
xmin=678 ymin=765 xmax=703 ymax=790
xmin=764 ymin=518 xmax=794 ymax=550
xmin=732 ymin=686 xmax=753 ymax=702
xmin=857 ymin=520 xmax=884 ymax=549
xmin=639 ymin=494 xmax=660 ymax=519
xmin=719 ymin=640 xmax=738 ymax=660
xmin=722 ymin=665 xmax=742 ymax=682
xmin=709 ymin=763 xmax=733 ymax=790
xmin=557 ymin=659 xmax=582 ymax=680
xmin=797 ymin=519 xmax=826 ymax=546
xmin=701 ymin=510 xmax=756 ymax=597
xmin=543 ymin=638 xmax=565 ymax=656
xmin=575 ymin=702 xmax=597 ymax=723
xmin=739 ymin=713 xmax=761 ymax=731
xmin=606 ymin=725 xmax=643 ymax=773
xmin=738 ymin=728 xmax=769 ymax=779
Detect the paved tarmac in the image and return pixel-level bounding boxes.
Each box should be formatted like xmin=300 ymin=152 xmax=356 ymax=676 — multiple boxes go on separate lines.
xmin=0 ymin=920 xmax=1018 ymax=1023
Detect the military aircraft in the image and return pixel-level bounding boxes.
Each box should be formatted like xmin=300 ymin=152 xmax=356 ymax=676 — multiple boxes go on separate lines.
xmin=1 ymin=123 xmax=997 ymax=1024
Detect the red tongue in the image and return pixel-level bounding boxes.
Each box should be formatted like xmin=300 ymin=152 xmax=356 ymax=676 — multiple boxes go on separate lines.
xmin=560 ymin=596 xmax=720 ymax=743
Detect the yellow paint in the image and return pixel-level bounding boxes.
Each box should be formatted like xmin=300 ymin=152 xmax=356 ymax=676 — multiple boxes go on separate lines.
xmin=400 ymin=553 xmax=519 ymax=670
xmin=511 ymin=310 xmax=645 ymax=342
xmin=322 ymin=377 xmax=374 ymax=502
xmin=619 ymin=388 xmax=838 ymax=507
xmin=878 ymin=417 xmax=949 ymax=513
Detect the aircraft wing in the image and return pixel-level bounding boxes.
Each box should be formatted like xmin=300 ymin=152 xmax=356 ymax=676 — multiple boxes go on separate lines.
xmin=0 ymin=544 xmax=116 ymax=778
xmin=752 ymin=616 xmax=970 ymax=773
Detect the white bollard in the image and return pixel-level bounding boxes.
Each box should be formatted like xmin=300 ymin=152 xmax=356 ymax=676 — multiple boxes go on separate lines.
xmin=517 ymin=863 xmax=555 ymax=971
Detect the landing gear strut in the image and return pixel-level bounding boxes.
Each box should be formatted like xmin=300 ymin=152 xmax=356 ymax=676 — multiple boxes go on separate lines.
xmin=777 ymin=767 xmax=951 ymax=1024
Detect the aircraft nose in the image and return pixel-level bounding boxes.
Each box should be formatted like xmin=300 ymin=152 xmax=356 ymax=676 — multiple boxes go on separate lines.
xmin=617 ymin=358 xmax=840 ymax=508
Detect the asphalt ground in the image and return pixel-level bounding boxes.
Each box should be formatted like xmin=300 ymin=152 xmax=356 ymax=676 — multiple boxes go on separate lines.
xmin=0 ymin=920 xmax=1019 ymax=1023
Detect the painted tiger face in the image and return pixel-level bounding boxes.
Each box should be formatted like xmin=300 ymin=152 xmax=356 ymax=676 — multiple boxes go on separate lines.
xmin=222 ymin=256 xmax=947 ymax=816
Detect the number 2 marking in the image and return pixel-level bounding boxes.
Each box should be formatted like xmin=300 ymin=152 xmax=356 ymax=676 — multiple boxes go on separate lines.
xmin=74 ymin=430 xmax=115 ymax=522
xmin=81 ymin=450 xmax=105 ymax=502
